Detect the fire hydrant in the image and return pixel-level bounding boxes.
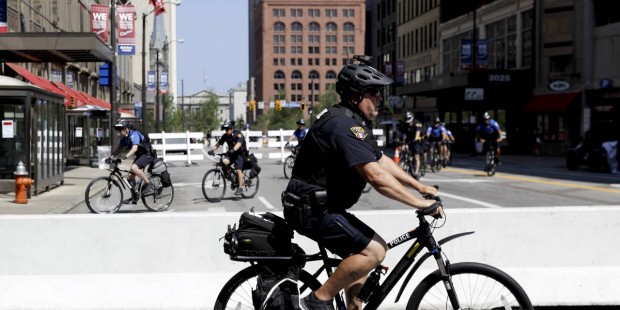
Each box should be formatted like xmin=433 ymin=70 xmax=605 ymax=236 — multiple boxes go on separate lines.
xmin=14 ymin=161 xmax=34 ymax=204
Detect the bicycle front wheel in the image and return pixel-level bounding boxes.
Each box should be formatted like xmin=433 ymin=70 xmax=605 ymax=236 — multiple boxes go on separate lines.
xmin=241 ymin=170 xmax=260 ymax=198
xmin=214 ymin=265 xmax=322 ymax=310
xmin=84 ymin=176 xmax=123 ymax=214
xmin=283 ymin=155 xmax=295 ymax=179
xmin=142 ymin=175 xmax=174 ymax=211
xmin=202 ymin=169 xmax=226 ymax=202
xmin=407 ymin=262 xmax=533 ymax=310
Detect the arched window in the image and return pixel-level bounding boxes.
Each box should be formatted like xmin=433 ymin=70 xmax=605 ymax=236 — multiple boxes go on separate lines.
xmin=309 ymin=70 xmax=320 ymax=79
xmin=274 ymin=70 xmax=285 ymax=79
xmin=326 ymin=22 xmax=337 ymax=32
xmin=291 ymin=22 xmax=303 ymax=32
xmin=274 ymin=22 xmax=285 ymax=32
xmin=326 ymin=70 xmax=337 ymax=79
xmin=309 ymin=22 xmax=320 ymax=32
xmin=343 ymin=22 xmax=355 ymax=32
xmin=291 ymin=70 xmax=302 ymax=79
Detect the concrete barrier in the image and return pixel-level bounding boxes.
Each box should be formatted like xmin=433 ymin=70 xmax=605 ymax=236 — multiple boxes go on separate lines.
xmin=0 ymin=207 xmax=618 ymax=309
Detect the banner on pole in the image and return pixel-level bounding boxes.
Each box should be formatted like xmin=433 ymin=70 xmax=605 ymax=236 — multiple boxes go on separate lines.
xmin=91 ymin=4 xmax=109 ymax=42
xmin=117 ymin=5 xmax=136 ymax=55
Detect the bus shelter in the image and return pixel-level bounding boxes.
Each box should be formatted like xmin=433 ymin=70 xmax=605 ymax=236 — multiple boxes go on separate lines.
xmin=0 ymin=76 xmax=65 ymax=195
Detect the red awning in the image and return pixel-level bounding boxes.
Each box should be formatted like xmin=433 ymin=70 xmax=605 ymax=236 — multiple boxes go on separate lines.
xmin=6 ymin=63 xmax=70 ymax=105
xmin=51 ymin=81 xmax=87 ymax=108
xmin=523 ymin=92 xmax=579 ymax=113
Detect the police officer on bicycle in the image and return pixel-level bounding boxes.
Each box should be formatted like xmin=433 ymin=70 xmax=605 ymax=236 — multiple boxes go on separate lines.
xmin=476 ymin=112 xmax=503 ymax=164
xmin=110 ymin=120 xmax=154 ymax=203
xmin=402 ymin=112 xmax=424 ymax=179
xmin=281 ymin=55 xmax=443 ymax=310
xmin=209 ymin=120 xmax=248 ymax=196
xmin=286 ymin=118 xmax=308 ymax=154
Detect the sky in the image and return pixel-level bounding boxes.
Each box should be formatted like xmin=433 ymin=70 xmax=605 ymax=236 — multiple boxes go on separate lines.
xmin=176 ymin=0 xmax=248 ymax=95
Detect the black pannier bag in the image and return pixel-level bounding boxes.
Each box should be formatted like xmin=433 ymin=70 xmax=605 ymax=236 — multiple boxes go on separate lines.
xmin=160 ymin=170 xmax=172 ymax=188
xmin=223 ymin=212 xmax=294 ymax=258
xmin=252 ymin=265 xmax=301 ymax=310
xmin=244 ymin=153 xmax=262 ymax=178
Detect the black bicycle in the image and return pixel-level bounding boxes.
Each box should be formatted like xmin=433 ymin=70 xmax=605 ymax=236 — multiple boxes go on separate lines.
xmin=283 ymin=144 xmax=299 ymax=179
xmin=84 ymin=157 xmax=174 ymax=213
xmin=429 ymin=141 xmax=443 ymax=173
xmin=202 ymin=153 xmax=260 ymax=202
xmin=398 ymin=146 xmax=426 ymax=180
xmin=483 ymin=141 xmax=499 ymax=176
xmin=215 ymin=196 xmax=533 ymax=310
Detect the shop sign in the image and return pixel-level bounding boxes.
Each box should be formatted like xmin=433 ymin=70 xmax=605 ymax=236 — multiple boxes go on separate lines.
xmin=465 ymin=88 xmax=484 ymax=101
xmin=548 ymin=80 xmax=570 ymax=91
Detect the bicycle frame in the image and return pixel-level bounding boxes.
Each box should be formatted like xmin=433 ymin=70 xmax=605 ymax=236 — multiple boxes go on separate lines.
xmin=297 ymin=212 xmax=474 ymax=310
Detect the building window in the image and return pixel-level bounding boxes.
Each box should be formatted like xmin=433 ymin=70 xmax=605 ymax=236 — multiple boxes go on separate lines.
xmin=309 ymin=22 xmax=320 ymax=32
xmin=309 ymin=9 xmax=320 ymax=17
xmin=291 ymin=8 xmax=302 ymax=17
xmin=486 ymin=15 xmax=517 ymax=70
xmin=291 ymin=58 xmax=296 ymax=66
xmin=273 ymin=58 xmax=278 ymax=66
xmin=522 ymin=9 xmax=533 ymax=68
xmin=274 ymin=22 xmax=285 ymax=32
xmin=274 ymin=34 xmax=285 ymax=44
xmin=309 ymin=35 xmax=320 ymax=43
xmin=309 ymin=70 xmax=319 ymax=79
xmin=344 ymin=22 xmax=355 ymax=32
xmin=326 ymin=22 xmax=337 ymax=32
xmin=273 ymin=9 xmax=285 ymax=17
xmin=292 ymin=22 xmax=303 ymax=32
xmin=280 ymin=58 xmax=285 ymax=66
xmin=326 ymin=35 xmax=337 ymax=43
xmin=274 ymin=70 xmax=285 ymax=79
xmin=343 ymin=9 xmax=354 ymax=17
xmin=343 ymin=35 xmax=354 ymax=43
xmin=441 ymin=31 xmax=472 ymax=74
xmin=326 ymin=71 xmax=337 ymax=79
xmin=342 ymin=46 xmax=354 ymax=55
xmin=292 ymin=70 xmax=302 ymax=79
xmin=325 ymin=9 xmax=337 ymax=17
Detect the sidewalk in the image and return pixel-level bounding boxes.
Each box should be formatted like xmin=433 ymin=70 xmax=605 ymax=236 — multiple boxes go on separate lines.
xmin=0 ymin=166 xmax=109 ymax=214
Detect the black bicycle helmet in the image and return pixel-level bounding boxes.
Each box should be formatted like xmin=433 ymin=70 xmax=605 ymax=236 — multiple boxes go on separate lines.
xmin=336 ymin=55 xmax=393 ymax=97
xmin=405 ymin=112 xmax=414 ymax=124
xmin=221 ymin=120 xmax=234 ymax=130
xmin=296 ymin=118 xmax=305 ymax=126
xmin=113 ymin=120 xmax=131 ymax=131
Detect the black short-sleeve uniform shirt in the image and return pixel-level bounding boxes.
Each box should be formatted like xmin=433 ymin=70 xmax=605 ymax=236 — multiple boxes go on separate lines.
xmin=287 ymin=107 xmax=382 ymax=210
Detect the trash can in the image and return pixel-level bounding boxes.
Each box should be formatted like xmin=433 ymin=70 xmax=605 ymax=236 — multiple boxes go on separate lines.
xmin=97 ymin=146 xmax=111 ymax=169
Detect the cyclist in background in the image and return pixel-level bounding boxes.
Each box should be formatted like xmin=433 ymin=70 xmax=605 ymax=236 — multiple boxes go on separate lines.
xmin=401 ymin=112 xmax=424 ymax=178
xmin=476 ymin=112 xmax=503 ymax=164
xmin=442 ymin=122 xmax=455 ymax=165
xmin=286 ymin=118 xmax=309 ymax=153
xmin=208 ymin=120 xmax=248 ymax=196
xmin=110 ymin=120 xmax=154 ymax=203
xmin=426 ymin=117 xmax=448 ymax=165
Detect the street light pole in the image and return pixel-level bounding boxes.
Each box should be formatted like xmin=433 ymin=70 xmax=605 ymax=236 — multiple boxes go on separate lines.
xmin=181 ymin=79 xmax=185 ymax=131
xmin=310 ymin=78 xmax=314 ymax=127
xmin=155 ymin=49 xmax=161 ymax=132
xmin=140 ymin=0 xmax=182 ymax=133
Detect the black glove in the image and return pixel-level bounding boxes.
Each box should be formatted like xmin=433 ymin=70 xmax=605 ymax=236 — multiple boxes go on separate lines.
xmin=227 ymin=149 xmax=235 ymax=156
xmin=208 ymin=150 xmax=214 ymax=156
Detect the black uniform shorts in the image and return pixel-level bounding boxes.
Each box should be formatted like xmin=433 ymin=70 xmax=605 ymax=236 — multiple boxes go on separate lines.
xmin=133 ymin=154 xmax=153 ymax=169
xmin=303 ymin=210 xmax=376 ymax=258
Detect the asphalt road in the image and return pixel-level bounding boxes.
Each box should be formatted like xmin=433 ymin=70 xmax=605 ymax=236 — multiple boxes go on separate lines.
xmin=70 ymin=152 xmax=620 ymax=214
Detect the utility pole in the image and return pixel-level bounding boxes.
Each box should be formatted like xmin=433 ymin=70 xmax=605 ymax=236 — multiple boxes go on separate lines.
xmin=110 ymin=0 xmax=118 ymax=147
xmin=310 ymin=78 xmax=314 ymax=127
xmin=155 ymin=49 xmax=161 ymax=132
xmin=181 ymin=79 xmax=185 ymax=131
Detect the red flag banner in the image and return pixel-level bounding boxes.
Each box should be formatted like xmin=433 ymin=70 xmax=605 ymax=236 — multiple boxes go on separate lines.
xmin=91 ymin=4 xmax=109 ymax=42
xmin=116 ymin=5 xmax=136 ymax=55
xmin=150 ymin=0 xmax=166 ymax=15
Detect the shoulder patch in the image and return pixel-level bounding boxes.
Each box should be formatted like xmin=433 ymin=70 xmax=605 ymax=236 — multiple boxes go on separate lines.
xmin=350 ymin=126 xmax=367 ymax=140
xmin=237 ymin=133 xmax=243 ymax=138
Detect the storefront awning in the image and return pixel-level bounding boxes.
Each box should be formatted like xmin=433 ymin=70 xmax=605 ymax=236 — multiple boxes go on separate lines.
xmin=6 ymin=63 xmax=70 ymax=106
xmin=51 ymin=81 xmax=87 ymax=108
xmin=0 ymin=33 xmax=113 ymax=63
xmin=523 ymin=92 xmax=579 ymax=113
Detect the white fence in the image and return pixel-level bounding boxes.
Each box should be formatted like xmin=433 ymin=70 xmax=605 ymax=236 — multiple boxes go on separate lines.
xmin=210 ymin=129 xmax=385 ymax=161
xmin=149 ymin=131 xmax=204 ymax=165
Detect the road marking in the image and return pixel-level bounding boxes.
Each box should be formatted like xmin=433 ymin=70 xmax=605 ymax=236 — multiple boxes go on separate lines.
xmin=424 ymin=178 xmax=492 ymax=183
xmin=258 ymin=196 xmax=276 ymax=210
xmin=171 ymin=182 xmax=203 ymax=187
xmin=444 ymin=167 xmax=620 ymax=194
xmin=440 ymin=191 xmax=503 ymax=208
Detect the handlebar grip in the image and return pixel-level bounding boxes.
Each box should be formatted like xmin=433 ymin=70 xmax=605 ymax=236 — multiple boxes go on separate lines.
xmin=418 ymin=201 xmax=442 ymax=217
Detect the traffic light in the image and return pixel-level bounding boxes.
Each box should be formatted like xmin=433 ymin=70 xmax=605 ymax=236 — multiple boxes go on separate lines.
xmin=249 ymin=100 xmax=256 ymax=111
xmin=300 ymin=100 xmax=305 ymax=111
xmin=275 ymin=100 xmax=281 ymax=111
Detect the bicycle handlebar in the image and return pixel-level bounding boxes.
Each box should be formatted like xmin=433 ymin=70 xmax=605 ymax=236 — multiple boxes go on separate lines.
xmin=419 ymin=185 xmax=442 ymax=217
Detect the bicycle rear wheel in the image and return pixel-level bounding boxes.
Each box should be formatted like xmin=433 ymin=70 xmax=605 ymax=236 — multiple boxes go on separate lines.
xmin=407 ymin=262 xmax=533 ymax=310
xmin=202 ymin=169 xmax=226 ymax=202
xmin=84 ymin=176 xmax=123 ymax=214
xmin=283 ymin=155 xmax=295 ymax=179
xmin=240 ymin=170 xmax=260 ymax=198
xmin=142 ymin=175 xmax=174 ymax=211
xmin=214 ymin=265 xmax=322 ymax=310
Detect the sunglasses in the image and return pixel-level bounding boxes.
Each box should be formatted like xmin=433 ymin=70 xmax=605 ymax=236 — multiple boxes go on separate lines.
xmin=364 ymin=89 xmax=383 ymax=101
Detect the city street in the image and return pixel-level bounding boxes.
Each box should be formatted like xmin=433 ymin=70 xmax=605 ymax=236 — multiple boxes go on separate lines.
xmin=68 ymin=148 xmax=620 ymax=214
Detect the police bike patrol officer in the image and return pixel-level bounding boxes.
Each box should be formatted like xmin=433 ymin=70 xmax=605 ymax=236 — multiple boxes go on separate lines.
xmin=286 ymin=118 xmax=309 ymax=153
xmin=281 ymin=55 xmax=443 ymax=310
xmin=209 ymin=120 xmax=248 ymax=196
